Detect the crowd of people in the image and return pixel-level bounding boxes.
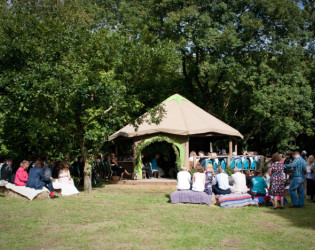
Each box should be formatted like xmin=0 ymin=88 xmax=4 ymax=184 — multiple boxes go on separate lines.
xmin=0 ymin=158 xmax=80 ymax=199
xmin=1 ymin=149 xmax=314 ymax=207
xmin=176 ymin=150 xmax=314 ymax=208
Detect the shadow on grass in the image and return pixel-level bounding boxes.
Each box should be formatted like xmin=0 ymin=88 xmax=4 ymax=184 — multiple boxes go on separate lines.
xmin=165 ymin=194 xmax=171 ymax=203
xmin=76 ymin=181 xmax=110 ymax=192
xmin=264 ymin=203 xmax=315 ymax=231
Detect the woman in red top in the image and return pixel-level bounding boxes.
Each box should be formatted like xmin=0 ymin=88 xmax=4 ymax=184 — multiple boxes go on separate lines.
xmin=14 ymin=160 xmax=29 ymax=186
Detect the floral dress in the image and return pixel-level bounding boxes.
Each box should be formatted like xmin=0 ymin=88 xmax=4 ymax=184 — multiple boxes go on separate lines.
xmin=205 ymin=171 xmax=214 ymax=190
xmin=270 ymin=162 xmax=285 ymax=196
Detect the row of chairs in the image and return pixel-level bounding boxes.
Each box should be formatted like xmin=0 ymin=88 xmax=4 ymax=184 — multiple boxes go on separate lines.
xmin=203 ymin=157 xmax=261 ymax=172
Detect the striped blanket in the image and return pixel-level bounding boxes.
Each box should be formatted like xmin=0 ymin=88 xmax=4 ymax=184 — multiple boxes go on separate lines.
xmin=216 ymin=193 xmax=258 ymax=207
xmin=170 ymin=190 xmax=212 ymax=205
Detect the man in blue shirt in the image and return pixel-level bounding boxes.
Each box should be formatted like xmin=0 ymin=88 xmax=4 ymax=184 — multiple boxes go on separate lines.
xmin=284 ymin=151 xmax=307 ymax=208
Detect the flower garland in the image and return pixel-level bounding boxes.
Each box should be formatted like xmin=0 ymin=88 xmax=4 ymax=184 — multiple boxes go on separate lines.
xmin=135 ymin=135 xmax=184 ymax=179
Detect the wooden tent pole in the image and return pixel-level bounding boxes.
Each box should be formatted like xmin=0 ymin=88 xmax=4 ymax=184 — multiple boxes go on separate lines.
xmin=115 ymin=142 xmax=118 ymax=157
xmin=184 ymin=140 xmax=189 ymax=170
xmin=228 ymin=138 xmax=233 ymax=166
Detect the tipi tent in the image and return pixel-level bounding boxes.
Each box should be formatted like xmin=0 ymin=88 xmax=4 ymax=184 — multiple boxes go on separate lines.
xmin=109 ymin=94 xmax=243 ymax=178
xmin=109 ymin=94 xmax=243 ymax=140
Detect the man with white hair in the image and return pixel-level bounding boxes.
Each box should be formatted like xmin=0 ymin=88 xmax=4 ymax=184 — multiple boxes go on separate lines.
xmin=212 ymin=166 xmax=231 ymax=195
xmin=230 ymin=167 xmax=248 ymax=194
xmin=176 ymin=166 xmax=191 ymax=191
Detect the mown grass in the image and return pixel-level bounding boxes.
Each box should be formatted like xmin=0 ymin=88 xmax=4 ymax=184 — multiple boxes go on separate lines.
xmin=1 ymin=187 xmax=315 ymax=249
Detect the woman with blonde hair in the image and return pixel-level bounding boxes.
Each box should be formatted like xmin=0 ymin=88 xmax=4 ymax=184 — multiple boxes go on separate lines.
xmin=14 ymin=161 xmax=29 ymax=186
xmin=205 ymin=163 xmax=214 ymax=194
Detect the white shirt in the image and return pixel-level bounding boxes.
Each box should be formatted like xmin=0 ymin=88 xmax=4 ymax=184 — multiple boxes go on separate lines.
xmin=192 ymin=172 xmax=205 ymax=192
xmin=212 ymin=173 xmax=230 ymax=190
xmin=177 ymin=171 xmax=191 ymax=190
xmin=230 ymin=172 xmax=247 ymax=193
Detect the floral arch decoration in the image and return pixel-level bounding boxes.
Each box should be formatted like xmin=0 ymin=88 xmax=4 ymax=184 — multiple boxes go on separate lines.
xmin=135 ymin=135 xmax=185 ymax=179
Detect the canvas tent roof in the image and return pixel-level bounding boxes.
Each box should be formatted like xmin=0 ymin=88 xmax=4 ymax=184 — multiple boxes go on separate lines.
xmin=109 ymin=94 xmax=243 ymax=141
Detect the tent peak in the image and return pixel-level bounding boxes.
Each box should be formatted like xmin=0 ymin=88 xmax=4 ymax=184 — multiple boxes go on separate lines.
xmin=163 ymin=94 xmax=191 ymax=106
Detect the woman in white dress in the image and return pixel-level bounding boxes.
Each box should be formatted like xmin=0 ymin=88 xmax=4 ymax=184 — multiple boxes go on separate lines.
xmin=58 ymin=162 xmax=79 ymax=196
xmin=192 ymin=164 xmax=205 ymax=192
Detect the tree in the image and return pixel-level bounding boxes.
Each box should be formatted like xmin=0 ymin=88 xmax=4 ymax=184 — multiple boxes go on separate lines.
xmin=132 ymin=0 xmax=314 ymax=153
xmin=0 ymin=0 xmax=180 ymax=191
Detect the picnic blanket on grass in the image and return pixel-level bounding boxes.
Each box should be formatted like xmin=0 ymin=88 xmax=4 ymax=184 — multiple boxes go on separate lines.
xmin=216 ymin=193 xmax=258 ymax=207
xmin=5 ymin=183 xmax=49 ymax=200
xmin=170 ymin=190 xmax=211 ymax=205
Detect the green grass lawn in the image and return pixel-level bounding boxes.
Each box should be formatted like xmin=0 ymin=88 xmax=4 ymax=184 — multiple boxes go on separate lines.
xmin=1 ymin=187 xmax=315 ymax=249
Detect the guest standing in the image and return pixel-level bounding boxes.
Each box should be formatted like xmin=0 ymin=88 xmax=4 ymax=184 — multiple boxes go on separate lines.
xmin=306 ymin=155 xmax=314 ymax=203
xmin=269 ymin=153 xmax=285 ymax=209
xmin=14 ymin=161 xmax=29 ymax=186
xmin=284 ymin=151 xmax=307 ymax=208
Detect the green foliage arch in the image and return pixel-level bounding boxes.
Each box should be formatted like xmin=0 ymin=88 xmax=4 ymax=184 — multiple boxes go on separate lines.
xmin=135 ymin=136 xmax=185 ymax=179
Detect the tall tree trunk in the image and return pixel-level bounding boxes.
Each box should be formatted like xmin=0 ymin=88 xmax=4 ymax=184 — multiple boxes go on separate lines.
xmin=81 ymin=143 xmax=92 ymax=193
xmin=84 ymin=161 xmax=92 ymax=193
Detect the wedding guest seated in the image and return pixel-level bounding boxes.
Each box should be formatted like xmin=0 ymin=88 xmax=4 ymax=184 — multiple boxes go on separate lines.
xmin=1 ymin=159 xmax=13 ymax=183
xmin=176 ymin=166 xmax=191 ymax=191
xmin=59 ymin=162 xmax=73 ymax=184
xmin=151 ymin=154 xmax=164 ymax=177
xmin=43 ymin=159 xmax=52 ymax=179
xmin=58 ymin=162 xmax=79 ymax=196
xmin=212 ymin=166 xmax=231 ymax=195
xmin=14 ymin=160 xmax=29 ymax=186
xmin=189 ymin=151 xmax=197 ymax=161
xmin=52 ymin=161 xmax=61 ymax=179
xmin=230 ymin=167 xmax=248 ymax=194
xmin=192 ymin=164 xmax=205 ymax=192
xmin=248 ymin=170 xmax=267 ymax=199
xmin=205 ymin=163 xmax=214 ymax=194
xmin=198 ymin=151 xmax=207 ymax=168
xmin=141 ymin=154 xmax=153 ymax=179
xmin=218 ymin=149 xmax=227 ymax=161
xmin=26 ymin=160 xmax=58 ymax=199
xmin=110 ymin=153 xmax=131 ymax=180
xmin=245 ymin=170 xmax=254 ymax=189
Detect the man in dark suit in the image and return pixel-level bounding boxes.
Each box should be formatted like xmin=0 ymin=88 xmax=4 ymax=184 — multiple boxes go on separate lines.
xmin=26 ymin=160 xmax=58 ymax=199
xmin=1 ymin=159 xmax=13 ymax=183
